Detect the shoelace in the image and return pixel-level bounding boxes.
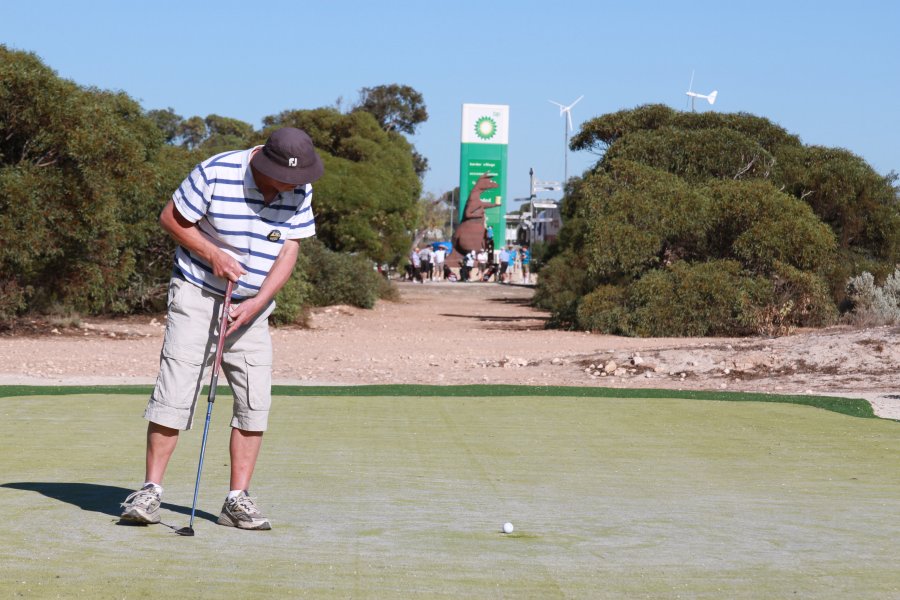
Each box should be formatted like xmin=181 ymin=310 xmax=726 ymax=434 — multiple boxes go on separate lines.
xmin=122 ymin=488 xmax=159 ymax=509
xmin=231 ymin=494 xmax=262 ymax=516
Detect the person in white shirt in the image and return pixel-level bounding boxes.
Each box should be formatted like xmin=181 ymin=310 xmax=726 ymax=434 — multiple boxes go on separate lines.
xmin=476 ymin=249 xmax=488 ymax=279
xmin=462 ymin=250 xmax=476 ymax=282
xmin=409 ymin=247 xmax=423 ymax=282
xmin=432 ymin=246 xmax=446 ymax=281
xmin=418 ymin=246 xmax=433 ymax=281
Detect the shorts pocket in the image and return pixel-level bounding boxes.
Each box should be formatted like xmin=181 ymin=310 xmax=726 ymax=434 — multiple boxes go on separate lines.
xmin=154 ymin=344 xmax=205 ymax=410
xmin=245 ymin=352 xmax=272 ymax=410
xmin=167 ymin=277 xmax=190 ymax=310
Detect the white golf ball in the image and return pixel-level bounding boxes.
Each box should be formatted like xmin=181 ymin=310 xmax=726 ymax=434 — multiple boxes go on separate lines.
xmin=502 ymin=522 xmax=514 ymax=534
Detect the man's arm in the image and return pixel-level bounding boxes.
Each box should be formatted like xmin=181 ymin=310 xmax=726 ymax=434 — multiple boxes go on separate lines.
xmin=159 ymin=199 xmax=246 ymax=283
xmin=226 ymin=238 xmax=300 ymax=335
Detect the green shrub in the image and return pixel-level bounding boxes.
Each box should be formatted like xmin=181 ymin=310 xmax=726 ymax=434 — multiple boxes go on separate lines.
xmin=0 ymin=47 xmax=165 ymax=316
xmin=573 ymin=161 xmax=711 ymax=280
xmin=671 ymin=111 xmax=803 ymax=153
xmin=622 ymin=260 xmax=834 ymax=338
xmin=270 ymin=251 xmax=313 ymax=327
xmin=272 ymin=240 xmax=397 ymax=325
xmin=770 ymin=262 xmax=837 ymax=327
xmin=604 ymin=127 xmax=774 ymax=184
xmin=575 ymin=285 xmax=628 ymax=334
xmin=749 ymin=262 xmax=838 ymax=336
xmin=539 ymin=105 xmax=899 ymax=337
xmin=119 ymin=144 xmax=202 ymax=313
xmin=774 ymin=145 xmax=900 ymax=262
xmin=532 ymin=251 xmax=593 ymax=329
xmin=0 ymin=48 xmax=421 ymax=322
xmin=528 ymin=241 xmax=551 ymax=273
xmin=0 ymin=279 xmax=27 ymax=321
xmin=626 ymin=260 xmax=765 ymax=337
xmin=300 ymin=239 xmax=392 ymax=309
xmin=702 ymin=179 xmax=837 ymax=274
xmin=373 ymin=272 xmax=400 ymax=302
xmin=571 ymin=104 xmax=677 ymax=152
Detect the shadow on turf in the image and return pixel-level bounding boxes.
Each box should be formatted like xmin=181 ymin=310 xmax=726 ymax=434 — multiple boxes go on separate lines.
xmin=0 ymin=482 xmax=218 ymax=523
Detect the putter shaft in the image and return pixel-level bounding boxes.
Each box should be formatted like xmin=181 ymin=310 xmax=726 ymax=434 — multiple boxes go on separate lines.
xmin=180 ymin=280 xmax=234 ymax=535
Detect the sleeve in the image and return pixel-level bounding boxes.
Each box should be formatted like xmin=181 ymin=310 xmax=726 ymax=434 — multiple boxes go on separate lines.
xmin=286 ymin=184 xmax=317 ymax=240
xmin=172 ymin=163 xmax=212 ymax=223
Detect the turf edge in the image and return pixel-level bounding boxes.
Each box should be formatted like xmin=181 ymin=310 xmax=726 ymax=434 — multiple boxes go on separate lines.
xmin=0 ymin=384 xmax=881 ymax=419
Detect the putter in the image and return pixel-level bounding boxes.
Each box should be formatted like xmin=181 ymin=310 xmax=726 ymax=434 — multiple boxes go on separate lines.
xmin=175 ymin=279 xmax=234 ymax=537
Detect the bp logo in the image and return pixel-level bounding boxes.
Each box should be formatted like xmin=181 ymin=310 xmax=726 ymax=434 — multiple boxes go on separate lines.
xmin=474 ymin=116 xmax=497 ymax=140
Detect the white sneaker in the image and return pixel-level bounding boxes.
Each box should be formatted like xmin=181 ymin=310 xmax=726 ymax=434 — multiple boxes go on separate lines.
xmin=217 ymin=491 xmax=271 ymax=530
xmin=120 ymin=484 xmax=161 ymax=524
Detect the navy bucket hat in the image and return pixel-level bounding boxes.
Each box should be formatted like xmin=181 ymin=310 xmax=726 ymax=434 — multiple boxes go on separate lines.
xmin=251 ymin=127 xmax=324 ymax=185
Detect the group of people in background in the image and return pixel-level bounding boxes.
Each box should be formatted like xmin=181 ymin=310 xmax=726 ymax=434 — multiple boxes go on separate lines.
xmin=406 ymin=243 xmax=531 ymax=285
xmin=407 ymin=244 xmax=448 ymax=283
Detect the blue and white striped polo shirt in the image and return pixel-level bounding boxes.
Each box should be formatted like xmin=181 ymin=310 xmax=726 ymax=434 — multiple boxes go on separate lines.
xmin=171 ymin=146 xmax=316 ymax=299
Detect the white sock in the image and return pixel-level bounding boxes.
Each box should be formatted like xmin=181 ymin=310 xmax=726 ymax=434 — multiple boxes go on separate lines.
xmin=227 ymin=489 xmax=244 ymax=500
xmin=143 ymin=482 xmax=163 ymax=494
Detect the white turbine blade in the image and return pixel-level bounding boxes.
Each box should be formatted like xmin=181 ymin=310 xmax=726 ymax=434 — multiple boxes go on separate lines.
xmin=566 ymin=110 xmax=574 ymax=131
xmin=707 ymin=90 xmax=718 ymax=105
xmin=685 ymin=71 xmax=695 ymax=111
xmin=549 ymin=100 xmax=565 ymax=108
xmin=568 ymin=95 xmax=584 ymax=109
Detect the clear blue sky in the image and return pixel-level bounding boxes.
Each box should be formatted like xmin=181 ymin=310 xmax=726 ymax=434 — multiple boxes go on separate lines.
xmin=2 ymin=1 xmax=897 ymax=203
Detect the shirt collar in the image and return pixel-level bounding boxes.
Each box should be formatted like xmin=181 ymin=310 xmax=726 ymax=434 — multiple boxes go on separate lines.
xmin=244 ymin=146 xmax=264 ymax=193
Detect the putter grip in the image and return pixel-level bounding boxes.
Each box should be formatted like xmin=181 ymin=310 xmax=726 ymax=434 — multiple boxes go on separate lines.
xmin=208 ymin=280 xmax=234 ymax=402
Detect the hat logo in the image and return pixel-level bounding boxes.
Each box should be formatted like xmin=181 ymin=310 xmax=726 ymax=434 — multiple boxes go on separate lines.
xmin=288 ymin=157 xmax=298 ymax=167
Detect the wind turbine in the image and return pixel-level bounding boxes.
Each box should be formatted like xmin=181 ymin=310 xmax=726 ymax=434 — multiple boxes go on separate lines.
xmin=548 ymin=95 xmax=583 ymax=184
xmin=685 ymin=71 xmax=718 ymax=112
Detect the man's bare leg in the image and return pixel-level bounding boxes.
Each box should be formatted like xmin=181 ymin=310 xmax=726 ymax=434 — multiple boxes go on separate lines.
xmin=230 ymin=428 xmax=263 ymax=491
xmin=145 ymin=422 xmax=180 ymax=485
xmin=120 ymin=422 xmax=178 ymax=523
xmin=217 ymin=427 xmax=270 ymax=529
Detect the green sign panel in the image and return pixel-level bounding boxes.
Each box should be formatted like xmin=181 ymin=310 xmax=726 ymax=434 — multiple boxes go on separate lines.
xmin=460 ymin=104 xmax=509 ymax=245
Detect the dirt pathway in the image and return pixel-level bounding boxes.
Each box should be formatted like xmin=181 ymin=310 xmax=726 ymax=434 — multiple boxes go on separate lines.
xmin=0 ymin=281 xmax=897 ymax=419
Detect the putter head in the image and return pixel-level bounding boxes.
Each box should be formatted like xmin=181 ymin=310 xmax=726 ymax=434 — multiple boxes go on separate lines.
xmin=174 ymin=526 xmax=195 ymax=537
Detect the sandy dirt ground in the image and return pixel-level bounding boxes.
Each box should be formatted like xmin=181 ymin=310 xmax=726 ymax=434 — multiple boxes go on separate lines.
xmin=1 ymin=281 xmax=898 ymax=420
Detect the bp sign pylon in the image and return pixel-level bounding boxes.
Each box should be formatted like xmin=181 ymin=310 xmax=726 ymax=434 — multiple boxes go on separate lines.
xmin=459 ymin=104 xmax=509 ymax=245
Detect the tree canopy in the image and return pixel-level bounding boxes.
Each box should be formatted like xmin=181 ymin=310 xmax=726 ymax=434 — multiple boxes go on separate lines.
xmin=0 ymin=46 xmax=168 ymax=317
xmin=262 ymin=107 xmax=421 ymax=263
xmin=353 ymin=84 xmax=428 ymax=135
xmin=0 ymin=46 xmax=427 ymax=321
xmin=537 ymin=104 xmax=898 ymax=336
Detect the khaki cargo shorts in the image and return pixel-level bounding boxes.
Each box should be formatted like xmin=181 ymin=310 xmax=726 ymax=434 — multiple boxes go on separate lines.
xmin=144 ymin=276 xmax=276 ymax=432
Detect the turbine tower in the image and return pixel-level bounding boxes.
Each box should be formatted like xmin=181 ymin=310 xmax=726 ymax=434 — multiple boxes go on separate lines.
xmin=548 ymin=95 xmax=583 ymax=184
xmin=685 ymin=70 xmax=718 ymax=112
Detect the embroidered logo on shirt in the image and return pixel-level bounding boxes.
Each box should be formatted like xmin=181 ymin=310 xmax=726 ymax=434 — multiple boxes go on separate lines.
xmin=288 ymin=157 xmax=298 ymax=167
xmin=267 ymin=230 xmax=282 ymax=242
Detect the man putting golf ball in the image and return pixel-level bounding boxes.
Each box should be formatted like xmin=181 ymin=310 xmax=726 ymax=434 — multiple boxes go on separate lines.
xmin=120 ymin=127 xmax=324 ymax=531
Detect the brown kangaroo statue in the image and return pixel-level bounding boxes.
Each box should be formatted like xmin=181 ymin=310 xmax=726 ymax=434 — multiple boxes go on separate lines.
xmin=447 ymin=173 xmax=498 ymax=267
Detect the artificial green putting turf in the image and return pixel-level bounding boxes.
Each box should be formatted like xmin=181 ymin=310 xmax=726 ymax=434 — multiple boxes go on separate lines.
xmin=0 ymin=384 xmax=879 ymax=419
xmin=1 ymin=389 xmax=897 ymax=599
